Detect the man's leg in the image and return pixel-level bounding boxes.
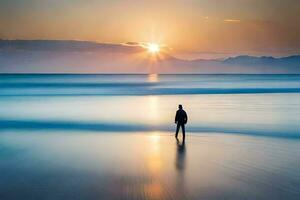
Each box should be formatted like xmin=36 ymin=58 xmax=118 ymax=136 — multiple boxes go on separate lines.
xmin=182 ymin=124 xmax=185 ymax=141
xmin=175 ymin=123 xmax=180 ymax=138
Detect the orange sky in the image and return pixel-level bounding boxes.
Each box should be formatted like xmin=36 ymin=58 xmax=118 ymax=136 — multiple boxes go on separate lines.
xmin=0 ymin=0 xmax=300 ymax=59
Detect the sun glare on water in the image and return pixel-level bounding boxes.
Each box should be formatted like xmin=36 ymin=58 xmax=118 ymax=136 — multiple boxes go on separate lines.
xmin=147 ymin=43 xmax=160 ymax=54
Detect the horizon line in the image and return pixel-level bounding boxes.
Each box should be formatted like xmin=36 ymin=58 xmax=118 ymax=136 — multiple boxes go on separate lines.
xmin=1 ymin=38 xmax=299 ymax=59
xmin=1 ymin=73 xmax=300 ymax=75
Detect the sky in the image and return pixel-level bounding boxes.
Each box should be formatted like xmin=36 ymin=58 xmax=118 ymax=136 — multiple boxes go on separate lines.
xmin=0 ymin=0 xmax=300 ymax=59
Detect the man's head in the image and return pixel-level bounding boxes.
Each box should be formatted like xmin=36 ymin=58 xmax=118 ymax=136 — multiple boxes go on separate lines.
xmin=178 ymin=104 xmax=183 ymax=110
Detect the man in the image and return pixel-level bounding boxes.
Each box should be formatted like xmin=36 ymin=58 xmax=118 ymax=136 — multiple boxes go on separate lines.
xmin=175 ymin=104 xmax=188 ymax=141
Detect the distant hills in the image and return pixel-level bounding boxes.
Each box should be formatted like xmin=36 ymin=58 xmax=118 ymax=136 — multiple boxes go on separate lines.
xmin=223 ymin=55 xmax=300 ymax=67
xmin=0 ymin=39 xmax=299 ymax=73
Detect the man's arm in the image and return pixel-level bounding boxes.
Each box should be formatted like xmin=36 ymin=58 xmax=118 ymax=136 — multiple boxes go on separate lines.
xmin=175 ymin=111 xmax=178 ymax=123
xmin=184 ymin=111 xmax=188 ymax=124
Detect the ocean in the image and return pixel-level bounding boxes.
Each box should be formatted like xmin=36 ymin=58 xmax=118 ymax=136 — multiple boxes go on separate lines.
xmin=1 ymin=74 xmax=300 ymax=138
xmin=0 ymin=74 xmax=300 ymax=200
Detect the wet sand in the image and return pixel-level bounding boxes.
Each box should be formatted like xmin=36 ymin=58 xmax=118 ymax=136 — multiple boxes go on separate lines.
xmin=0 ymin=132 xmax=299 ymax=200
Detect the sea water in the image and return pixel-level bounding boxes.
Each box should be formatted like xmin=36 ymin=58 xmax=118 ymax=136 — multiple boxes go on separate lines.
xmin=0 ymin=74 xmax=300 ymax=200
xmin=0 ymin=74 xmax=300 ymax=138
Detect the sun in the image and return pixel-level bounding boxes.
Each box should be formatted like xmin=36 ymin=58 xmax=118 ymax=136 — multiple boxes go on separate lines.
xmin=147 ymin=43 xmax=160 ymax=54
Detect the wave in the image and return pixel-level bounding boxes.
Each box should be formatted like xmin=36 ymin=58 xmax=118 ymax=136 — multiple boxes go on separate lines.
xmin=1 ymin=74 xmax=300 ymax=96
xmin=1 ymin=86 xmax=300 ymax=96
xmin=0 ymin=82 xmax=158 ymax=88
xmin=1 ymin=119 xmax=299 ymax=139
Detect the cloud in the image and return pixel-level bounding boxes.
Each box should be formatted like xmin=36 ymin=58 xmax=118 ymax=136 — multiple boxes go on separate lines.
xmin=224 ymin=19 xmax=241 ymax=23
xmin=123 ymin=42 xmax=141 ymax=46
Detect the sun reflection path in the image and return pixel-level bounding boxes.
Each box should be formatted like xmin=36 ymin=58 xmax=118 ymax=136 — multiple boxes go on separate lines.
xmin=148 ymin=133 xmax=162 ymax=173
xmin=148 ymin=73 xmax=159 ymax=82
xmin=148 ymin=96 xmax=159 ymax=123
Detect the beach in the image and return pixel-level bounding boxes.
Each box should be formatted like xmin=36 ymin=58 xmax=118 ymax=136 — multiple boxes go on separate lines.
xmin=0 ymin=74 xmax=300 ymax=199
xmin=0 ymin=132 xmax=299 ymax=200
xmin=1 ymin=0 xmax=300 ymax=198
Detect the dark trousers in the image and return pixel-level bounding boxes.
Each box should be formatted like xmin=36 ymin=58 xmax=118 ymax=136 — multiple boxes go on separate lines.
xmin=175 ymin=123 xmax=185 ymax=140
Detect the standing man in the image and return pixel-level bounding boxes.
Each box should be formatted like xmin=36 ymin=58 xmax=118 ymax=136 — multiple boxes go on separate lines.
xmin=175 ymin=104 xmax=188 ymax=141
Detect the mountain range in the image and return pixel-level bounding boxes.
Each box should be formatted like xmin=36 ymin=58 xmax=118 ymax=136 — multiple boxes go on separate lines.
xmin=0 ymin=39 xmax=299 ymax=73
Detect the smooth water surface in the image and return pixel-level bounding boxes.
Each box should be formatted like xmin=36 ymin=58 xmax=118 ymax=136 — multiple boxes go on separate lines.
xmin=0 ymin=74 xmax=300 ymax=199
xmin=0 ymin=132 xmax=299 ymax=200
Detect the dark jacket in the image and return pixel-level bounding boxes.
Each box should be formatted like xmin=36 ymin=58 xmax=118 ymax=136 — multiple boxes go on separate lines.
xmin=175 ymin=109 xmax=188 ymax=124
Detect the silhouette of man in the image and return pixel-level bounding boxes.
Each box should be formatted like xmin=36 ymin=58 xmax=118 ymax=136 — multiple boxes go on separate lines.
xmin=175 ymin=104 xmax=188 ymax=141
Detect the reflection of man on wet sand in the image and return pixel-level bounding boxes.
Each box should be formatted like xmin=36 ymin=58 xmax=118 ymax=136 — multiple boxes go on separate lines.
xmin=175 ymin=104 xmax=188 ymax=141
xmin=176 ymin=139 xmax=186 ymax=171
xmin=175 ymin=138 xmax=187 ymax=199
